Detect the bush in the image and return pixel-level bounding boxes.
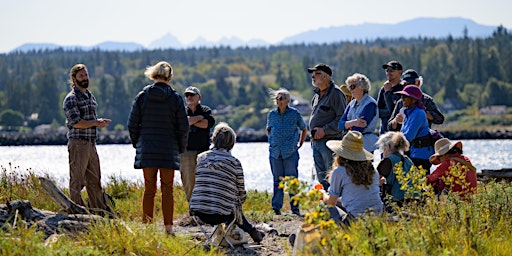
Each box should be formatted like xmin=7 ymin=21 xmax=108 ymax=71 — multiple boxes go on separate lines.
xmin=0 ymin=109 xmax=24 ymax=127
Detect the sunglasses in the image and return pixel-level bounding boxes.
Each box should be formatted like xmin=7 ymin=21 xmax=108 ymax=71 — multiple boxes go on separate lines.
xmin=348 ymin=84 xmax=357 ymax=90
xmin=185 ymin=93 xmax=196 ymax=97
xmin=386 ymin=68 xmax=396 ymax=73
xmin=275 ymin=96 xmax=284 ymax=101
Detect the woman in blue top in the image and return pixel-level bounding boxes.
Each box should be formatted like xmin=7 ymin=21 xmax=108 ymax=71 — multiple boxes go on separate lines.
xmin=338 ymin=73 xmax=379 ymax=153
xmin=266 ymin=88 xmax=307 ymax=216
xmin=325 ymin=131 xmax=383 ymax=226
xmin=394 ymin=85 xmax=434 ymax=171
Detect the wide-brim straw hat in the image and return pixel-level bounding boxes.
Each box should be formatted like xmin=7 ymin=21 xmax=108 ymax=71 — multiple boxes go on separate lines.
xmin=326 ymin=131 xmax=373 ymax=161
xmin=429 ymin=138 xmax=463 ymax=165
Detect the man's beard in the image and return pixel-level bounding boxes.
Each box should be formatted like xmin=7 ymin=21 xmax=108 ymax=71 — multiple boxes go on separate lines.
xmin=77 ymin=79 xmax=89 ymax=88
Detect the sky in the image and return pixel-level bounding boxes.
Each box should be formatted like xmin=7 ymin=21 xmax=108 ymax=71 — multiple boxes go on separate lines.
xmin=1 ymin=0 xmax=511 ymax=53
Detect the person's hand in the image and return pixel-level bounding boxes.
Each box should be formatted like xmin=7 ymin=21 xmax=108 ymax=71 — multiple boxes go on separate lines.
xmin=383 ymin=80 xmax=393 ymax=91
xmin=313 ymin=127 xmax=326 ymax=140
xmin=97 ymin=118 xmax=111 ymax=128
xmin=354 ymin=117 xmax=366 ymax=128
xmin=395 ymin=113 xmax=404 ymax=124
xmin=379 ymin=176 xmax=386 ymax=186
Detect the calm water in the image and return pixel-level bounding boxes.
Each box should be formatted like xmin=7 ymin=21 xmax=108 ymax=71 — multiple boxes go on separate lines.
xmin=2 ymin=140 xmax=511 ymax=191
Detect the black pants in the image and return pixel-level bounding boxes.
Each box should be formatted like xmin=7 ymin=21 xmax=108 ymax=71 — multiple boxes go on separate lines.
xmin=193 ymin=212 xmax=255 ymax=233
xmin=411 ymin=158 xmax=432 ymax=173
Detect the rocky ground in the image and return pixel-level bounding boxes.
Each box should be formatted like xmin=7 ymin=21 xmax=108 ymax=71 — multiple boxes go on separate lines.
xmin=174 ymin=213 xmax=304 ymax=256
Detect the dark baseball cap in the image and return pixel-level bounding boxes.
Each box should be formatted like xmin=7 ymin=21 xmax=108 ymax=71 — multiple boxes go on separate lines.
xmin=401 ymin=69 xmax=419 ymax=84
xmin=382 ymin=61 xmax=403 ymax=71
xmin=307 ymin=63 xmax=332 ymax=76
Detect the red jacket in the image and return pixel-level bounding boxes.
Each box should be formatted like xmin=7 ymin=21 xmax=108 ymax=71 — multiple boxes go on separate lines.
xmin=427 ymin=153 xmax=477 ymax=197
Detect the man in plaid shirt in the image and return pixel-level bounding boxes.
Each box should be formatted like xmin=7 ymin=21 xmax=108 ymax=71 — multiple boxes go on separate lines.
xmin=63 ymin=64 xmax=112 ymax=213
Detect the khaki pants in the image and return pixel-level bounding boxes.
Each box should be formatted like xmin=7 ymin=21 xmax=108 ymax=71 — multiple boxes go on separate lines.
xmin=180 ymin=150 xmax=200 ymax=201
xmin=67 ymin=138 xmax=107 ymax=210
xmin=142 ymin=168 xmax=175 ymax=226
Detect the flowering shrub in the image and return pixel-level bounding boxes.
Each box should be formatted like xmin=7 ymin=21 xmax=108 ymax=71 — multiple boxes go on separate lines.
xmin=279 ymin=176 xmax=337 ymax=230
xmin=393 ymin=162 xmax=434 ymax=200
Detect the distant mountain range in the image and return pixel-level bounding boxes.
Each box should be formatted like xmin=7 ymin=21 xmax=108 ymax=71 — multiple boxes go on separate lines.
xmin=11 ymin=17 xmax=505 ymax=53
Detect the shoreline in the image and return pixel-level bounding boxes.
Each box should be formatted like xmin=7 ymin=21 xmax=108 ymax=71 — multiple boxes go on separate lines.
xmin=1 ymin=128 xmax=511 ymax=146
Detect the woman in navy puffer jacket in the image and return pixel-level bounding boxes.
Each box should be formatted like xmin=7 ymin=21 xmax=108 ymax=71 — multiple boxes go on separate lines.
xmin=127 ymin=61 xmax=189 ymax=235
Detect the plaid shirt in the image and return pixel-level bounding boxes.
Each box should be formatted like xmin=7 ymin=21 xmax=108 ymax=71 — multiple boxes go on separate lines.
xmin=63 ymin=87 xmax=98 ymax=140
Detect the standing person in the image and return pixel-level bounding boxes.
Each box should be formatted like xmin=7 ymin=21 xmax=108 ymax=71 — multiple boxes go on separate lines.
xmin=377 ymin=61 xmax=404 ymax=134
xmin=189 ymin=122 xmax=265 ymax=243
xmin=376 ymin=131 xmax=414 ymax=208
xmin=324 ymin=131 xmax=383 ymax=226
xmin=388 ymin=69 xmax=444 ymax=131
xmin=427 ymin=138 xmax=477 ymax=199
xmin=180 ymin=86 xmax=215 ymax=202
xmin=266 ymin=88 xmax=307 ymax=216
xmin=127 ymin=61 xmax=189 ymax=234
xmin=307 ymin=63 xmax=347 ymax=190
xmin=393 ymin=85 xmax=434 ymax=171
xmin=63 ymin=64 xmax=112 ymax=213
xmin=338 ymin=73 xmax=379 ymax=153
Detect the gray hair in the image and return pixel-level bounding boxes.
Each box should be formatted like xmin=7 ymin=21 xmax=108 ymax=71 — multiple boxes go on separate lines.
xmin=376 ymin=131 xmax=410 ymax=154
xmin=345 ymin=73 xmax=371 ymax=93
xmin=268 ymin=87 xmax=291 ymax=102
xmin=144 ymin=61 xmax=173 ymax=81
xmin=212 ymin=122 xmax=237 ymax=150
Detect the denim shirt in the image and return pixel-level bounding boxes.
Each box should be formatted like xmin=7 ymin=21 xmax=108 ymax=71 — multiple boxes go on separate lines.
xmin=266 ymin=106 xmax=306 ymax=159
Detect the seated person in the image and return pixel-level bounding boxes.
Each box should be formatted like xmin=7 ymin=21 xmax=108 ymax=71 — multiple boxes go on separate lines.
xmin=189 ymin=122 xmax=265 ymax=243
xmin=324 ymin=131 xmax=383 ymax=225
xmin=376 ymin=131 xmax=414 ymax=209
xmin=427 ymin=138 xmax=477 ymax=199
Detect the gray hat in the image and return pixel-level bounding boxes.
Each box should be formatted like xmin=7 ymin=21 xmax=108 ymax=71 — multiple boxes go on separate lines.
xmin=184 ymin=86 xmax=200 ymax=96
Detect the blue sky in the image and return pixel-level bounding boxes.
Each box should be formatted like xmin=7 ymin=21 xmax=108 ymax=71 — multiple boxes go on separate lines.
xmin=1 ymin=0 xmax=511 ymax=53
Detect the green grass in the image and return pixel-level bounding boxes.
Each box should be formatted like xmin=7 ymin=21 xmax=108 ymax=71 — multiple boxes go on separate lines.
xmin=2 ymin=164 xmax=512 ymax=255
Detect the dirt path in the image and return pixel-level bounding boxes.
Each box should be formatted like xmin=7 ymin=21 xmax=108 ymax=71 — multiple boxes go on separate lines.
xmin=174 ymin=214 xmax=304 ymax=255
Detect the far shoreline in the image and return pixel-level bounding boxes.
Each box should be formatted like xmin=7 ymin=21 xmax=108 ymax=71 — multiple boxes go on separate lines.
xmin=1 ymin=128 xmax=511 ymax=146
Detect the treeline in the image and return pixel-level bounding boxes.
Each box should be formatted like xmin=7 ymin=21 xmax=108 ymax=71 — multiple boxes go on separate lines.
xmin=0 ymin=26 xmax=511 ymax=133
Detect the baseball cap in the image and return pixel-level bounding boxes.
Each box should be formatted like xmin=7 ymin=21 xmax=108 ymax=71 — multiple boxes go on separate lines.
xmin=401 ymin=69 xmax=419 ymax=84
xmin=382 ymin=61 xmax=403 ymax=71
xmin=307 ymin=63 xmax=332 ymax=76
xmin=184 ymin=86 xmax=201 ymax=96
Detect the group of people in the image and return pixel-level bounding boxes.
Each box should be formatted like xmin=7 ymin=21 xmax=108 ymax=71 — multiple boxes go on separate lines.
xmin=61 ymin=59 xmax=478 ymax=243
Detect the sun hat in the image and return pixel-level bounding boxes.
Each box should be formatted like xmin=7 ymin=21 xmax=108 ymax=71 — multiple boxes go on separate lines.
xmin=307 ymin=63 xmax=333 ymax=76
xmin=395 ymin=85 xmax=425 ymax=109
xmin=184 ymin=86 xmax=201 ymax=96
xmin=340 ymin=84 xmax=352 ymax=97
xmin=326 ymin=131 xmax=373 ymax=161
xmin=429 ymin=138 xmax=463 ymax=165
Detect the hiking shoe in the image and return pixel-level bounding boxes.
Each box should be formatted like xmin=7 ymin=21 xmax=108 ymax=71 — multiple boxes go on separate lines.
xmin=249 ymin=228 xmax=265 ymax=243
xmin=288 ymin=233 xmax=296 ymax=247
xmin=273 ymin=209 xmax=281 ymax=215
xmin=292 ymin=209 xmax=303 ymax=217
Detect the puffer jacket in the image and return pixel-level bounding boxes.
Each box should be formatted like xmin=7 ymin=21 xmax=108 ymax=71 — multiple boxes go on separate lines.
xmin=127 ymin=82 xmax=189 ymax=169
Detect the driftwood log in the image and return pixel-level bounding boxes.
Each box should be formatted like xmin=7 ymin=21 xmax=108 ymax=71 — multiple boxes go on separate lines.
xmin=0 ymin=177 xmax=112 ymax=238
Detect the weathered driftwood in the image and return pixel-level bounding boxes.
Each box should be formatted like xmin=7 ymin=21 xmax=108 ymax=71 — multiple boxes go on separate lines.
xmin=38 ymin=177 xmax=88 ymax=215
xmin=478 ymin=168 xmax=512 ymax=182
xmin=0 ymin=177 xmax=111 ymax=238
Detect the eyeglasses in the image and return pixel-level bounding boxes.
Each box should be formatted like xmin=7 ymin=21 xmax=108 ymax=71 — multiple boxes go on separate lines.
xmin=400 ymin=94 xmax=410 ymax=99
xmin=275 ymin=96 xmax=284 ymax=101
xmin=386 ymin=68 xmax=396 ymax=73
xmin=348 ymin=84 xmax=357 ymax=90
xmin=185 ymin=93 xmax=196 ymax=97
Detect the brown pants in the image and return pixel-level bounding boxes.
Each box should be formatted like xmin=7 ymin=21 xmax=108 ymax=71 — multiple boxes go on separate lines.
xmin=67 ymin=138 xmax=107 ymax=210
xmin=142 ymin=168 xmax=175 ymax=226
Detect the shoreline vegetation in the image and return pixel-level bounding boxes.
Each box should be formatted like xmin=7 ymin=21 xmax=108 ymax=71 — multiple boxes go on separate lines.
xmin=1 ymin=126 xmax=512 ymax=146
xmin=1 ymin=167 xmax=512 ymax=255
